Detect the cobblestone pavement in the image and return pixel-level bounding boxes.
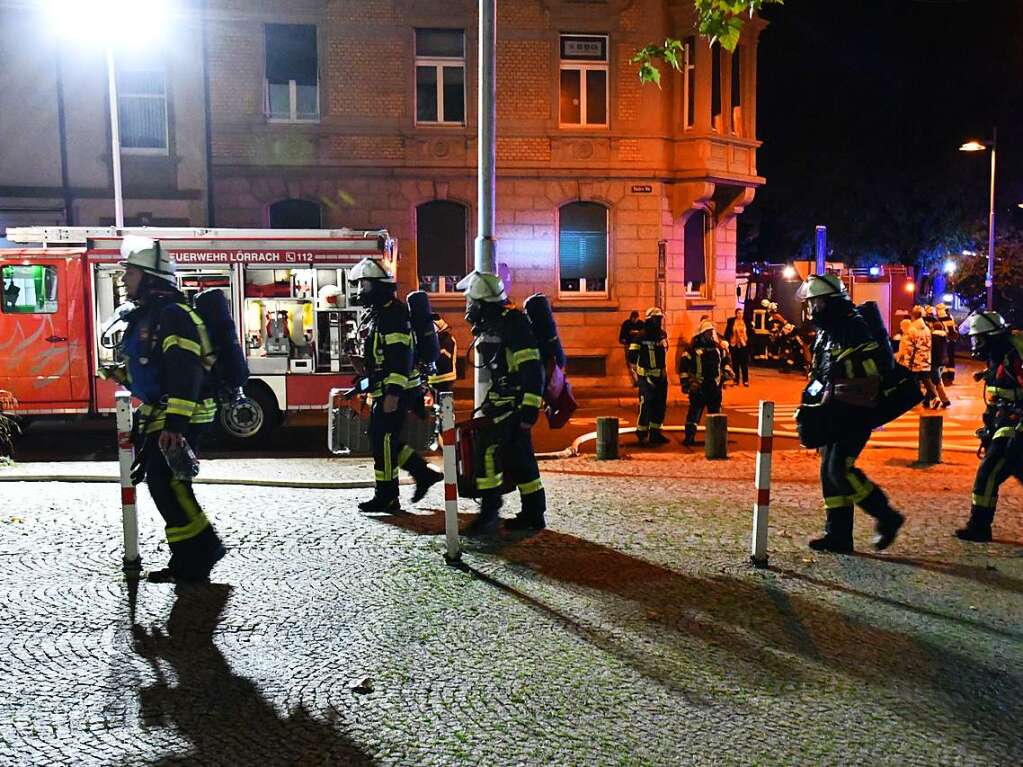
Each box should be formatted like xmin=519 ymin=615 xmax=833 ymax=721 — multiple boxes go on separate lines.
xmin=1 ymin=449 xmax=1022 ymax=766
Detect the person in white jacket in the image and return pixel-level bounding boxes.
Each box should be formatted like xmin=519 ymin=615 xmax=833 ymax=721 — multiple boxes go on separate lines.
xmin=905 ymin=306 xmax=940 ymax=408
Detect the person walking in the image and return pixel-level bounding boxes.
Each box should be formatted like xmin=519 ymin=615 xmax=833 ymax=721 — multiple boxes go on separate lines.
xmin=936 ymin=302 xmax=959 ymax=384
xmin=724 ymin=308 xmax=750 ymax=386
xmin=679 ymin=318 xmax=733 ymax=445
xmin=349 ymin=258 xmax=442 ymax=514
xmin=796 ymin=274 xmax=904 ymax=554
xmin=114 ymin=236 xmax=226 ymax=584
xmin=627 ymin=307 xmax=670 ymax=446
xmin=427 ymin=313 xmax=457 ymax=394
xmin=955 ymin=312 xmax=1023 ymax=541
xmin=619 ymin=310 xmax=644 ymax=385
xmin=925 ymin=306 xmax=952 ymax=408
xmin=905 ymin=306 xmax=940 ymax=408
xmin=456 ymin=271 xmax=547 ymax=535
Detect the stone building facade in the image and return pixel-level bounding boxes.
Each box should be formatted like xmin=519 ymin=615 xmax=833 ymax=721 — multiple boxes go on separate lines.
xmin=206 ymin=0 xmax=765 ymax=386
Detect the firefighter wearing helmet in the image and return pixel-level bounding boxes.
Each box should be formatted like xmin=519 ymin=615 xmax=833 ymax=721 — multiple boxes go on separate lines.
xmin=796 ymin=273 xmax=905 ymax=553
xmin=955 ymin=311 xmax=1023 ymax=541
xmin=627 ymin=307 xmax=670 ymax=445
xmin=457 ymin=270 xmax=546 ymax=535
xmin=349 ymin=257 xmax=442 ymax=513
xmin=114 ymin=235 xmax=226 ymax=583
xmin=679 ymin=317 xmax=733 ymax=446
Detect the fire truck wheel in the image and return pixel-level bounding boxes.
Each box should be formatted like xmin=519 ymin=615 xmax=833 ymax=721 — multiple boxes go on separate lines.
xmin=215 ymin=383 xmax=280 ymax=445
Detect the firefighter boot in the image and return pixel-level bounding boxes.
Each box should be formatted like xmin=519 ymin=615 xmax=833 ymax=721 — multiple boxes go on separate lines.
xmin=682 ymin=423 xmax=697 ymax=446
xmin=859 ymin=487 xmax=905 ymax=551
xmin=358 ymin=481 xmax=401 ymax=514
xmin=409 ymin=459 xmax=444 ymax=504
xmin=465 ymin=491 xmax=502 ymax=537
xmin=647 ymin=429 xmax=670 ymax=446
xmin=636 ymin=430 xmax=649 ymax=446
xmin=955 ymin=506 xmax=994 ymax=542
xmin=808 ymin=507 xmax=854 ymax=553
xmin=506 ymin=488 xmax=547 ymax=531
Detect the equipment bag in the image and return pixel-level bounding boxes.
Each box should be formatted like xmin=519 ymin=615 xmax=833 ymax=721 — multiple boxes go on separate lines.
xmin=193 ymin=288 xmax=249 ymax=389
xmin=523 ymin=293 xmax=577 ymax=428
xmin=406 ymin=290 xmax=440 ymax=368
xmin=857 ymin=301 xmax=895 ymax=373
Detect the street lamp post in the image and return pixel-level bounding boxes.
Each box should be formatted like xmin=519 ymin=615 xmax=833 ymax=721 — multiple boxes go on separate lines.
xmin=106 ymin=46 xmax=125 ymax=229
xmin=960 ymin=128 xmax=997 ymax=311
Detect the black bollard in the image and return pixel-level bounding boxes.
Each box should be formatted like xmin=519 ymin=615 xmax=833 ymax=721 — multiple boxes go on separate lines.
xmin=596 ymin=417 xmax=619 ymax=460
xmin=918 ymin=413 xmax=943 ymax=465
xmin=705 ymin=414 xmax=727 ymax=460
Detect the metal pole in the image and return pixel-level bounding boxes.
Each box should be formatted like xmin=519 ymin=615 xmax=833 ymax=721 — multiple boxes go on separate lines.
xmin=439 ymin=392 xmax=461 ymax=562
xmin=106 ymin=45 xmax=125 ymax=229
xmin=115 ymin=390 xmax=142 ymax=576
xmin=986 ymin=127 xmax=997 ymax=311
xmin=749 ymin=400 xmax=774 ymax=568
xmin=814 ymin=225 xmax=827 ymax=275
xmin=474 ymin=0 xmax=498 ymax=409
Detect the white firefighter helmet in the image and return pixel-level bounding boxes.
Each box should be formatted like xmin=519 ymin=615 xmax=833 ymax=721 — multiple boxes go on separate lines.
xmin=645 ymin=306 xmax=663 ymax=319
xmin=456 ymin=270 xmax=507 ymax=303
xmin=348 ymin=257 xmax=395 ymax=284
xmin=120 ymin=235 xmax=176 ymax=286
xmin=696 ymin=318 xmax=715 ymax=336
xmin=795 ymin=273 xmax=847 ymax=302
xmin=959 ymin=311 xmax=1008 ymax=338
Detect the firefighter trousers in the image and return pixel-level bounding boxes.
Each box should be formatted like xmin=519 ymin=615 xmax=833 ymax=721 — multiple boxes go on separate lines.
xmin=968 ymin=434 xmax=1023 ymax=528
xmin=637 ymin=376 xmax=667 ymax=434
xmin=142 ymin=431 xmax=223 ymax=579
xmin=685 ymin=385 xmax=723 ymax=439
xmin=819 ymin=428 xmax=898 ymax=541
xmin=370 ymin=400 xmax=430 ymax=501
xmin=475 ymin=413 xmax=545 ymax=516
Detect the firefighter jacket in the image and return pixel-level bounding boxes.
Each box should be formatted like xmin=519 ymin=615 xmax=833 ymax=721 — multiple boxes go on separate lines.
xmin=119 ymin=292 xmax=216 ymax=435
xmin=679 ymin=335 xmax=732 ymax=392
xmin=627 ymin=330 xmax=667 ymax=379
xmin=428 ymin=327 xmax=457 ymax=386
xmin=362 ymin=299 xmax=416 ymax=399
xmin=806 ymin=307 xmax=887 ymax=409
xmin=981 ymin=335 xmax=1023 ymax=440
xmin=478 ymin=306 xmax=544 ymax=426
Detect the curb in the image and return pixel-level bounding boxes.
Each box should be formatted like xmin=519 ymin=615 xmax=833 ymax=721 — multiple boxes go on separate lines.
xmin=0 ymin=473 xmax=400 ymax=490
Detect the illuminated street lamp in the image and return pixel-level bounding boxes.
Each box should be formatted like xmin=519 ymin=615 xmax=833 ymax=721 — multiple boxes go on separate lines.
xmin=959 ymin=128 xmax=997 ymax=310
xmin=46 ymin=0 xmax=168 ymax=229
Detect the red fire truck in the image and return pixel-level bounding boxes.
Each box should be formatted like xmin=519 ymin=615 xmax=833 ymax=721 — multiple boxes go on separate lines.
xmin=1 ymin=226 xmax=394 ymax=441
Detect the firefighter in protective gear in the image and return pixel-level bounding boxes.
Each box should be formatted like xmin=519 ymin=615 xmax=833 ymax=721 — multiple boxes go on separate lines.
xmin=627 ymin=307 xmax=669 ymax=446
xmin=115 ymin=236 xmax=226 ymax=583
xmin=679 ymin=318 xmax=733 ymax=446
xmin=426 ymin=313 xmax=457 ymax=393
xmin=457 ymin=270 xmax=546 ymax=536
xmin=797 ymin=274 xmax=905 ymax=553
xmin=955 ymin=311 xmax=1023 ymax=541
xmin=350 ymin=258 xmax=442 ymax=513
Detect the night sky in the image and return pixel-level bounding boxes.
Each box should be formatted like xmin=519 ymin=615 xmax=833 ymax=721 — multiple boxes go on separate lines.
xmin=744 ymin=0 xmax=1023 ymax=265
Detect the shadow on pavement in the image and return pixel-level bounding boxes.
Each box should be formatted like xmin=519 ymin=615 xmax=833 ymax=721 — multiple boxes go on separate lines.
xmin=132 ymin=583 xmax=374 ymax=766
xmin=857 ymin=552 xmax=1023 ymax=595
xmin=385 ymin=509 xmax=1023 ymax=762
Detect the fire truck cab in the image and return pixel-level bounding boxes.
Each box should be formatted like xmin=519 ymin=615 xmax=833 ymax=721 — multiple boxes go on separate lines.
xmin=1 ymin=226 xmax=394 ymax=441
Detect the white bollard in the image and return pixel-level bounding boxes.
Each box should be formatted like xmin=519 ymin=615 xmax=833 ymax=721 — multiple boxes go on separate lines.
xmin=749 ymin=400 xmax=774 ymax=568
xmin=115 ymin=390 xmax=142 ymax=576
xmin=439 ymin=392 xmax=461 ymax=562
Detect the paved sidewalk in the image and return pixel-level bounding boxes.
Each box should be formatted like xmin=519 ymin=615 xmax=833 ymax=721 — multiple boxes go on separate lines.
xmin=1 ymin=449 xmax=1022 ymax=765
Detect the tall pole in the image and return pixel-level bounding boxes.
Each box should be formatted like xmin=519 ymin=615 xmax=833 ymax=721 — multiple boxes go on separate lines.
xmin=106 ymin=45 xmax=125 ymax=229
xmin=474 ymin=0 xmax=497 ymax=408
xmin=814 ymin=225 xmax=827 ymax=275
xmin=986 ymin=127 xmax=997 ymax=311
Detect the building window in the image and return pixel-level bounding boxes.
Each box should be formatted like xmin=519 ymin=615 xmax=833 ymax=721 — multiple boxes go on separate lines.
xmin=2 ymin=265 xmax=59 ymax=314
xmin=559 ymin=202 xmax=608 ymax=295
xmin=415 ymin=29 xmax=465 ymax=125
xmin=731 ymin=46 xmax=742 ymax=136
xmin=684 ymin=36 xmax=695 ymax=130
xmin=268 ymin=199 xmax=322 ymax=229
xmin=711 ymin=43 xmax=722 ymax=131
xmin=265 ymin=24 xmax=319 ymax=122
xmin=118 ymin=68 xmax=168 ymax=152
xmin=683 ymin=210 xmax=707 ymax=294
xmin=559 ymin=34 xmax=608 ymax=128
xmin=417 ymin=201 xmax=468 ymax=293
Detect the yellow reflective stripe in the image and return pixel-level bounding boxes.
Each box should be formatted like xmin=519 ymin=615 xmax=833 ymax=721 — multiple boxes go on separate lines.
xmin=836 ymin=342 xmax=878 ymax=361
xmin=383 ymin=332 xmax=412 ymax=346
xmin=636 ymin=367 xmax=662 ymax=377
xmin=162 ymin=334 xmax=202 ymax=357
xmin=477 ymin=444 xmax=502 ymax=489
xmin=650 ymin=422 xmax=663 ymax=429
xmin=627 ymin=343 xmax=640 ymax=351
xmin=512 ymin=348 xmax=541 ymax=365
xmin=165 ymin=397 xmax=197 ymax=417
xmin=863 ymin=359 xmax=879 ymax=377
xmin=844 ymin=360 xmax=855 ymax=379
xmin=179 ymin=305 xmax=215 ymax=369
xmin=824 ymin=495 xmax=853 ymax=509
xmin=975 ymin=457 xmax=1006 ymax=508
xmin=518 ymin=478 xmax=543 ymax=495
xmin=374 ymin=470 xmax=388 ymax=482
xmin=845 ymin=471 xmax=875 ymax=504
xmin=165 ymin=479 xmax=210 ymax=543
xmin=521 ymin=392 xmax=542 ymax=408
xmin=993 ymin=427 xmax=1016 ymax=440
xmin=987 ymin=387 xmax=1019 ymax=401
xmin=397 ymin=445 xmax=414 ymax=467
xmin=429 ymin=372 xmax=457 ymax=384
xmin=384 ymin=373 xmax=409 ymax=388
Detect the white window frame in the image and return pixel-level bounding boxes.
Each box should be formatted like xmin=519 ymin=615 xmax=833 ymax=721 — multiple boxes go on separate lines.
xmin=414 ymin=31 xmax=465 ymax=127
xmin=416 ymin=200 xmax=469 ymax=295
xmin=557 ymin=202 xmax=610 ymax=298
xmin=683 ymin=39 xmax=695 ymax=131
xmin=559 ymin=34 xmax=609 ymax=129
xmin=118 ymin=67 xmax=169 ymax=155
xmin=264 ymin=79 xmax=320 ymax=123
